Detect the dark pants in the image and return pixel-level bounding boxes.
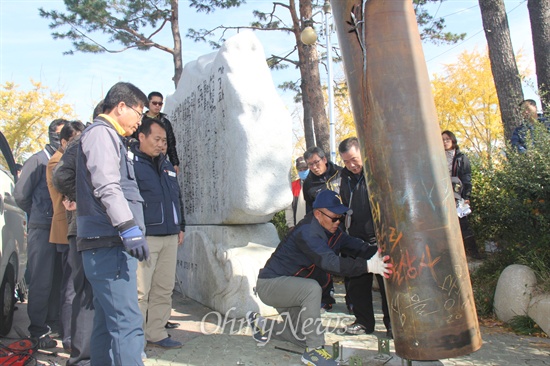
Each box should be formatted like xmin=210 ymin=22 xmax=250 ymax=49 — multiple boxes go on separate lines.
xmin=57 ymin=244 xmax=75 ymax=350
xmin=347 ymin=272 xmax=391 ymax=332
xmin=68 ymin=236 xmax=94 ymax=366
xmin=459 ymin=216 xmax=480 ymax=256
xmin=27 ymin=227 xmax=61 ymax=337
xmin=82 ymin=246 xmax=144 ymax=366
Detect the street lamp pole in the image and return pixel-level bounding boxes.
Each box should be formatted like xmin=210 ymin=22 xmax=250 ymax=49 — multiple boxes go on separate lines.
xmin=323 ymin=0 xmax=336 ymax=162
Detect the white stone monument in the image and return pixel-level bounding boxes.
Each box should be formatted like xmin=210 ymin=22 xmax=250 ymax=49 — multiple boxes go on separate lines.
xmin=164 ymin=31 xmax=293 ymax=318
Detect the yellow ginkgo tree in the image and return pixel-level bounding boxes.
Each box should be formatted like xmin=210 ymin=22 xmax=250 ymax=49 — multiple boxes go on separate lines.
xmin=431 ymin=48 xmax=529 ymax=167
xmin=0 ymin=80 xmax=74 ymax=162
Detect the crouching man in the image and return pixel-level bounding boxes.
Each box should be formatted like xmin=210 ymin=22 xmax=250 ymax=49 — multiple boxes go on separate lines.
xmin=248 ymin=190 xmax=392 ymax=366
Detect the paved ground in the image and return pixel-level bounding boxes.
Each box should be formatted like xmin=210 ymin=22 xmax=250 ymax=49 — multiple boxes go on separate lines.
xmin=4 ymin=283 xmax=550 ymax=366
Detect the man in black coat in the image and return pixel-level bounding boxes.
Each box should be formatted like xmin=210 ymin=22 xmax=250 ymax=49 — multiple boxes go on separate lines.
xmin=338 ymin=137 xmax=392 ymax=338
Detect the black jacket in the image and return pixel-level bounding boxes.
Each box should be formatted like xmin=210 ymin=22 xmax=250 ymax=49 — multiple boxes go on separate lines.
xmin=339 ymin=167 xmax=375 ymax=241
xmin=302 ymin=161 xmax=342 ymax=213
xmin=452 ymin=149 xmax=472 ymax=201
xmin=258 ymin=212 xmax=377 ymax=288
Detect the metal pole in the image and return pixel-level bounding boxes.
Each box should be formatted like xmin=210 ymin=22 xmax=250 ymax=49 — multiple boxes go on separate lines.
xmin=324 ymin=0 xmax=336 ymax=162
xmin=331 ymin=0 xmax=482 ymax=360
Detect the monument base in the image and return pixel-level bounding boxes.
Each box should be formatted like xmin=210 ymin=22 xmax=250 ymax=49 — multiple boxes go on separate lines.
xmin=176 ymin=223 xmax=278 ymax=318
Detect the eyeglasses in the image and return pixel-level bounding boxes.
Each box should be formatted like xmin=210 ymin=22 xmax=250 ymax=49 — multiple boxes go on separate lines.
xmin=307 ymin=158 xmax=323 ymax=168
xmin=151 ymin=101 xmax=163 ymax=106
xmin=128 ymin=105 xmax=144 ymax=121
xmin=319 ymin=210 xmax=344 ymax=223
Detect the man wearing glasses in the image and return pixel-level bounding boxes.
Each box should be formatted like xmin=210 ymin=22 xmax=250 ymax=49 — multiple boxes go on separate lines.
xmin=302 ymin=146 xmax=342 ymax=213
xmin=144 ymin=91 xmax=180 ymax=174
xmin=302 ymin=146 xmax=342 ymax=310
xmin=247 ymin=190 xmax=392 ymax=366
xmin=76 ymin=82 xmax=149 ymax=365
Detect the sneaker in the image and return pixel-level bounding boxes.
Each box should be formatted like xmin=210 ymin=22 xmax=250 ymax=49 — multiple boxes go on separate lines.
xmin=301 ymin=347 xmax=336 ymax=366
xmin=245 ymin=311 xmax=270 ymax=346
xmin=320 ymin=303 xmax=333 ymax=312
xmin=33 ymin=334 xmax=57 ymax=349
xmin=345 ymin=322 xmax=370 ymax=335
xmin=147 ymin=337 xmax=183 ymax=349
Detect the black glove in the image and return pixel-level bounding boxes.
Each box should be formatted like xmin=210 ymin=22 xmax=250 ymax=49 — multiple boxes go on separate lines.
xmin=119 ymin=226 xmax=149 ymax=261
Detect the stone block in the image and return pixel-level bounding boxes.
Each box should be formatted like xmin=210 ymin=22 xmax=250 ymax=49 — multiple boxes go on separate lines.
xmin=493 ymin=264 xmax=537 ymax=322
xmin=164 ymin=31 xmax=293 ymax=225
xmin=176 ymin=224 xmax=278 ymax=318
xmin=528 ymin=294 xmax=550 ymax=336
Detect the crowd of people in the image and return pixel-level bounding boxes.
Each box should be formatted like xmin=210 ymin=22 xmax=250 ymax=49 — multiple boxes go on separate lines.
xmin=13 ymin=77 xmax=544 ymax=366
xmin=14 ymin=83 xmax=183 ymax=365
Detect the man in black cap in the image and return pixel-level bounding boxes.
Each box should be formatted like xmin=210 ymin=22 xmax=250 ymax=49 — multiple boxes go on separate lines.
xmin=247 ymin=190 xmax=392 ymax=366
xmin=285 ymin=156 xmax=309 ymax=229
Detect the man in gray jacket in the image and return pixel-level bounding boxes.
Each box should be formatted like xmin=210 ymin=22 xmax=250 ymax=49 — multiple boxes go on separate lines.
xmin=76 ymin=82 xmax=149 ymax=365
xmin=14 ymin=119 xmax=66 ymax=349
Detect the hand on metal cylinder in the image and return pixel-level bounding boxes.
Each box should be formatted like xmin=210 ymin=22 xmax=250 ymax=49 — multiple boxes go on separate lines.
xmin=120 ymin=226 xmax=150 ymax=261
xmin=366 ymin=249 xmax=393 ymax=278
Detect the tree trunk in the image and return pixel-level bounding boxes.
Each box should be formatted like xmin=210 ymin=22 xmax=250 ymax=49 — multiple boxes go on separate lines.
xmin=290 ymin=0 xmax=330 ymax=154
xmin=301 ymin=82 xmax=316 ymax=148
xmin=171 ymin=0 xmax=183 ymax=88
xmin=478 ymin=0 xmax=524 ymax=140
xmin=527 ymin=0 xmax=550 ymax=113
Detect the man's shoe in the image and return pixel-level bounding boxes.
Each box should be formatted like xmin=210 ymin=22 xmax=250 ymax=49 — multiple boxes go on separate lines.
xmin=386 ymin=328 xmax=393 ymax=339
xmin=165 ymin=321 xmax=180 ymax=329
xmin=301 ymin=347 xmax=336 ymax=366
xmin=33 ymin=334 xmax=57 ymax=349
xmin=147 ymin=337 xmax=183 ymax=349
xmin=345 ymin=322 xmax=371 ymax=335
xmin=245 ymin=311 xmax=270 ymax=346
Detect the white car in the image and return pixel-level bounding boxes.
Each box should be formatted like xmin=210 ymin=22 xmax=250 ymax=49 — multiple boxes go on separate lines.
xmin=0 ymin=131 xmax=27 ymax=335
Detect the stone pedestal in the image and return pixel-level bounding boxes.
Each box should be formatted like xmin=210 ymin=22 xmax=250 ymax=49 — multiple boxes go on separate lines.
xmin=165 ymin=32 xmax=293 ymax=318
xmin=176 ymin=224 xmax=279 ymax=318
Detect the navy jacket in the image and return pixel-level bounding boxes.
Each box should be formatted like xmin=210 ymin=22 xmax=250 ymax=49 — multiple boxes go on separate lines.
xmin=14 ymin=145 xmax=56 ymax=229
xmin=258 ymin=213 xmax=377 ymax=288
xmin=511 ymin=115 xmax=550 ymax=153
xmin=132 ymin=145 xmax=185 ymax=236
xmin=76 ymin=118 xmax=144 ymax=251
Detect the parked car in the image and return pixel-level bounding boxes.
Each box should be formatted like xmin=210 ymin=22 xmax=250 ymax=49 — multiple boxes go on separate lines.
xmin=0 ymin=131 xmax=27 ymax=335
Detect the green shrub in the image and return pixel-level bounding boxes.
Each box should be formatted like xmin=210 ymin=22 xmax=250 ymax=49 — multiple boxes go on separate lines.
xmin=270 ymin=210 xmax=289 ymax=241
xmin=469 ymin=122 xmax=550 ymax=316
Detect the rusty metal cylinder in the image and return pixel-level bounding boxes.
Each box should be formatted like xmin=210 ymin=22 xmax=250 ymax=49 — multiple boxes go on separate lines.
xmin=331 ymin=0 xmax=482 ymax=360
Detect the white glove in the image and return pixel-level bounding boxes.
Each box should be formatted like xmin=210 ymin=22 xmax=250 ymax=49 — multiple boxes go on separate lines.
xmin=366 ymin=252 xmax=391 ymax=277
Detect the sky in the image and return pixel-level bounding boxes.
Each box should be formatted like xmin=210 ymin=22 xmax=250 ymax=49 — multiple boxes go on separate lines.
xmin=0 ymin=0 xmax=539 ymax=124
